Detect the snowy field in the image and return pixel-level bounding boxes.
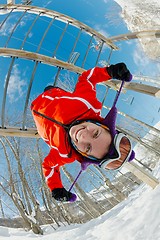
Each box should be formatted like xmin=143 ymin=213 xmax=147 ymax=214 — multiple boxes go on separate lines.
xmin=0 ymin=160 xmax=159 ymax=240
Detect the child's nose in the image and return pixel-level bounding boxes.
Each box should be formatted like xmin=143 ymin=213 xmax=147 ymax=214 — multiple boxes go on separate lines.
xmin=79 ymin=130 xmax=92 ymax=143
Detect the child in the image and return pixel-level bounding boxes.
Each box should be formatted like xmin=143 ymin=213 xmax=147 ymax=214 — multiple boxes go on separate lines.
xmin=31 ymin=63 xmax=132 ymax=202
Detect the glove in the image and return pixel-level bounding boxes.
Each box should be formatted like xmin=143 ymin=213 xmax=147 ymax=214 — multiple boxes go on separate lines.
xmin=52 ymin=188 xmax=77 ymax=202
xmin=107 ymin=63 xmax=132 ymax=82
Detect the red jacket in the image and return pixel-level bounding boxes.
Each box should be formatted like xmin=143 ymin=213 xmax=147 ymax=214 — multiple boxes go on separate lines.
xmin=31 ymin=67 xmax=111 ymax=191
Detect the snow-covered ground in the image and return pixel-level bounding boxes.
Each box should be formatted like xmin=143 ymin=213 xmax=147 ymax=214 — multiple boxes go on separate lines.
xmin=0 ymin=171 xmax=159 ymax=240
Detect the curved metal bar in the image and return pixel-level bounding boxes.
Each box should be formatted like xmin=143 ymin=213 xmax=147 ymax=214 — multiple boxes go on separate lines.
xmin=20 ymin=13 xmax=41 ymax=49
xmin=36 ymin=16 xmax=56 ymax=53
xmin=0 ymin=48 xmax=85 ymax=74
xmin=95 ymin=40 xmax=104 ymax=66
xmin=52 ymin=21 xmax=69 ymax=57
xmin=4 ymin=10 xmax=27 ymax=47
xmin=0 ymin=4 xmax=118 ymax=50
xmin=1 ymin=57 xmax=15 ymax=128
xmin=0 ymin=8 xmax=14 ymax=31
xmin=68 ymin=28 xmax=82 ymax=62
xmin=81 ymin=34 xmax=94 ymax=68
xmin=0 ymin=46 xmax=84 ymax=129
xmin=22 ymin=17 xmax=56 ymax=129
xmin=22 ymin=61 xmax=38 ymax=130
xmin=1 ymin=48 xmax=159 ymax=99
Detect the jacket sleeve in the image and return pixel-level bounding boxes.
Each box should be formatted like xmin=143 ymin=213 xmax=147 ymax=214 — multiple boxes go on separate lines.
xmin=42 ymin=149 xmax=64 ymax=191
xmin=74 ymin=66 xmax=111 ymax=93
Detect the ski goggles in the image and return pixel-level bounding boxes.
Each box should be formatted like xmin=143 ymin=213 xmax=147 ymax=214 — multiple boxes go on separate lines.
xmin=99 ymin=132 xmax=133 ymax=170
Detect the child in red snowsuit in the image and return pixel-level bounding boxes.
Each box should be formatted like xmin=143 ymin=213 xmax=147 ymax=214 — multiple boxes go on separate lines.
xmin=31 ymin=63 xmax=131 ymax=202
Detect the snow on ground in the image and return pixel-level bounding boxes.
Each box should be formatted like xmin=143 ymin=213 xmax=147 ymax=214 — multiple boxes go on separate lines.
xmin=0 ymin=164 xmax=159 ymax=240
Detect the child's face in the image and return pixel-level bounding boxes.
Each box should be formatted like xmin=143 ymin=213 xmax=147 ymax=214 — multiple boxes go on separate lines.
xmin=69 ymin=122 xmax=112 ymax=159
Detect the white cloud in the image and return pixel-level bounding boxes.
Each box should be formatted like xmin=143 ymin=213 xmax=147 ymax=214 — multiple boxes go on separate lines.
xmin=19 ymin=14 xmax=34 ymax=28
xmin=133 ymin=43 xmax=150 ymax=69
xmin=133 ymin=42 xmax=160 ymax=77
xmin=94 ymin=24 xmax=110 ymax=38
xmin=43 ymin=0 xmax=52 ymax=8
xmin=0 ymin=14 xmax=33 ymax=37
xmin=6 ymin=64 xmax=27 ymax=103
xmin=0 ymin=21 xmax=15 ymax=36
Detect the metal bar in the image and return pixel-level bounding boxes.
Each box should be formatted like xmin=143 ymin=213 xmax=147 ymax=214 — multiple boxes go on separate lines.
xmin=0 ymin=4 xmax=118 ymax=50
xmin=133 ymin=75 xmax=160 ymax=86
xmin=125 ymin=162 xmax=159 ymax=189
xmin=68 ymin=52 xmax=80 ymax=64
xmin=1 ymin=57 xmax=15 ymax=128
xmin=4 ymin=10 xmax=27 ymax=48
xmin=20 ymin=13 xmax=41 ymax=49
xmin=101 ymin=86 xmax=109 ymax=107
xmin=7 ymin=0 xmax=15 ymax=4
xmin=135 ymin=158 xmax=152 ymax=172
xmin=0 ymin=8 xmax=14 ymax=31
xmin=102 ymin=80 xmax=160 ymax=98
xmin=0 ymin=48 xmax=85 ymax=74
xmin=36 ymin=16 xmax=56 ymax=53
xmin=109 ymin=30 xmax=160 ymax=42
xmin=52 ymin=21 xmax=69 ymax=57
xmin=53 ymin=67 xmax=61 ymax=86
xmin=68 ymin=28 xmax=82 ymax=62
xmin=103 ymin=105 xmax=160 ymax=136
xmin=81 ymin=34 xmax=94 ymax=68
xmin=0 ymin=126 xmax=39 ymax=138
xmin=22 ymin=18 xmax=57 ymax=129
xmin=107 ymin=48 xmax=113 ymax=65
xmin=117 ymin=126 xmax=160 ymax=156
xmin=95 ymin=40 xmax=104 ymax=66
xmin=22 ymin=61 xmax=38 ymax=130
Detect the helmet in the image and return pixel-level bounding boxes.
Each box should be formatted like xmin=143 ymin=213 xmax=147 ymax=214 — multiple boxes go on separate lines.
xmin=70 ymin=106 xmax=135 ymax=170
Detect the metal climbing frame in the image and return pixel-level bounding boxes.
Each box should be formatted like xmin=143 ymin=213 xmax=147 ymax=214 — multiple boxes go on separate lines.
xmin=0 ymin=4 xmax=118 ymax=134
xmin=0 ymin=3 xmax=159 ymax=194
xmin=0 ymin=4 xmax=159 ymax=141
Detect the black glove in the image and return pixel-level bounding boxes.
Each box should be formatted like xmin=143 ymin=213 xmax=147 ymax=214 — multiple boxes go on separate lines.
xmin=52 ymin=188 xmax=77 ymax=202
xmin=107 ymin=63 xmax=132 ymax=82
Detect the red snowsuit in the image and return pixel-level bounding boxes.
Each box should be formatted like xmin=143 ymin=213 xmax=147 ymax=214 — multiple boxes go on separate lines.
xmin=31 ymin=67 xmax=111 ymax=191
